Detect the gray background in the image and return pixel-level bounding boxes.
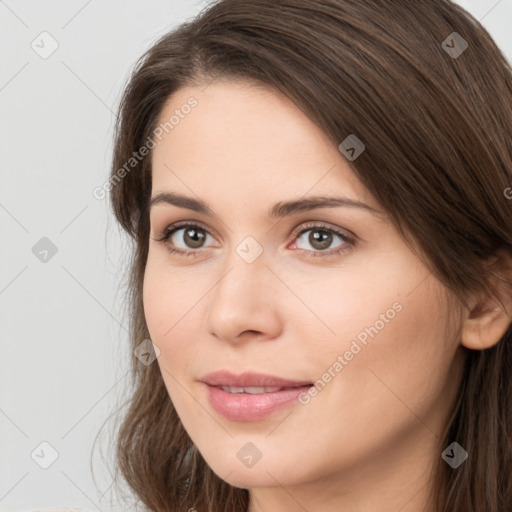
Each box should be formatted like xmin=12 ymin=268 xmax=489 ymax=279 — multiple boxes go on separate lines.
xmin=1 ymin=1 xmax=511 ymax=511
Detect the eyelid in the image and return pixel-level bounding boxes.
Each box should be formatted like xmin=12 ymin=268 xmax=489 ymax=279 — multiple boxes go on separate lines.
xmin=153 ymin=218 xmax=354 ymax=242
xmin=153 ymin=219 xmax=221 ymax=244
xmin=290 ymin=220 xmax=355 ymax=240
xmin=153 ymin=218 xmax=357 ymax=260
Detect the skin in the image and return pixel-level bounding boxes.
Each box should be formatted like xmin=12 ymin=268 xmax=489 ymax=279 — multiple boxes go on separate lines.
xmin=143 ymin=80 xmax=510 ymax=512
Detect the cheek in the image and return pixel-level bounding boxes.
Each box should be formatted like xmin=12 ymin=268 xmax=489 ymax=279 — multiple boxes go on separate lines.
xmin=143 ymin=273 xmax=210 ymax=441
xmin=314 ymin=277 xmax=456 ymax=435
xmin=281 ymin=260 xmax=408 ymax=366
xmin=143 ymin=252 xmax=200 ymax=337
xmin=142 ymin=256 xmax=207 ymax=379
xmin=289 ymin=259 xmax=456 ymax=415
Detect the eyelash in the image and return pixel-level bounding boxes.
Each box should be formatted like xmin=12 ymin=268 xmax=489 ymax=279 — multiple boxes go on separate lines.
xmin=152 ymin=221 xmax=355 ymax=259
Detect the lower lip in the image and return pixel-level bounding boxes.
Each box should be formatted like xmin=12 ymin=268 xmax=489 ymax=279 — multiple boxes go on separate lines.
xmin=204 ymin=383 xmax=312 ymax=421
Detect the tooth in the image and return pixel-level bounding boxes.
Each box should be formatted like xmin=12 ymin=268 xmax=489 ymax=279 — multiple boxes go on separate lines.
xmin=244 ymin=386 xmax=281 ymax=394
xmin=220 ymin=386 xmax=282 ymax=394
xmin=221 ymin=386 xmax=245 ymax=393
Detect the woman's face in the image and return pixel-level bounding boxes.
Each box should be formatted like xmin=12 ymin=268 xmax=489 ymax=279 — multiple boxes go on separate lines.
xmin=143 ymin=80 xmax=466 ymax=504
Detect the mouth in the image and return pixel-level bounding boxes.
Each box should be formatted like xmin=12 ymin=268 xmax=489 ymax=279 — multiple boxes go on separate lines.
xmin=215 ymin=385 xmax=307 ymax=394
xmin=200 ymin=370 xmax=313 ymax=389
xmin=200 ymin=371 xmax=314 ymax=421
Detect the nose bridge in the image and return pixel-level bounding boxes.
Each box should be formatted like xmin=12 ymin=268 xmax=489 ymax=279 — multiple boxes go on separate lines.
xmin=204 ymin=235 xmax=282 ymax=341
xmin=214 ymin=234 xmax=270 ymax=304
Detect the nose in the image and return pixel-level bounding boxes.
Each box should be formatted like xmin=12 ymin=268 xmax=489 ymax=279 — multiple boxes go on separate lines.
xmin=204 ymin=249 xmax=283 ymax=345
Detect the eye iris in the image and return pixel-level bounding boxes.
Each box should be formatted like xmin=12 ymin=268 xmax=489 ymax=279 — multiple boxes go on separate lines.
xmin=171 ymin=226 xmax=339 ymax=252
xmin=309 ymin=230 xmax=332 ymax=250
xmin=184 ymin=227 xmax=205 ymax=248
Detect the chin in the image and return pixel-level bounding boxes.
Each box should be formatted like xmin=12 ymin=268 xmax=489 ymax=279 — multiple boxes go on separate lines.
xmin=218 ymin=470 xmax=280 ymax=489
xmin=204 ymin=455 xmax=303 ymax=489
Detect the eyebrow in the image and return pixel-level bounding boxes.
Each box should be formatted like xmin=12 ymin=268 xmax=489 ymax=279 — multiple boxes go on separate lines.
xmin=148 ymin=191 xmax=383 ymax=218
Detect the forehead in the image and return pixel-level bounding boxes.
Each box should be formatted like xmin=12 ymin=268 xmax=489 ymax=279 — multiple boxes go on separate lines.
xmin=150 ymin=81 xmax=376 ymax=211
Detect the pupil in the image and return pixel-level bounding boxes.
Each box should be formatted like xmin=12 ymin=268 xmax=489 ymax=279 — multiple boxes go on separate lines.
xmin=181 ymin=228 xmax=333 ymax=251
xmin=185 ymin=228 xmax=205 ymax=248
xmin=310 ymin=230 xmax=331 ymax=250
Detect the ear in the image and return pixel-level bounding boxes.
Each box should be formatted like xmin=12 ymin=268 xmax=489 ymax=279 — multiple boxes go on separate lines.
xmin=460 ymin=252 xmax=512 ymax=351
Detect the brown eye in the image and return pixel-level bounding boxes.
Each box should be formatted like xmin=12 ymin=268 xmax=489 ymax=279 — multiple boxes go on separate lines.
xmin=294 ymin=225 xmax=349 ymax=253
xmin=306 ymin=229 xmax=334 ymax=251
xmin=154 ymin=221 xmax=355 ymax=260
xmin=179 ymin=226 xmax=207 ymax=249
xmin=153 ymin=223 xmax=215 ymax=256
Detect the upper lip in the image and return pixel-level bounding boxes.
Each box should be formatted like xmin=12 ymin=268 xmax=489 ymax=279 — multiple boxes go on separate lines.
xmin=200 ymin=370 xmax=313 ymax=388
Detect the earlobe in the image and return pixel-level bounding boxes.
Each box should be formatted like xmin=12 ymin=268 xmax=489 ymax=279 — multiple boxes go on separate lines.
xmin=461 ymin=250 xmax=512 ymax=351
xmin=460 ymin=295 xmax=512 ymax=351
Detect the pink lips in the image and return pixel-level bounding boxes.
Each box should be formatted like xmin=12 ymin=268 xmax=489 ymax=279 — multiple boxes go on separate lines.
xmin=200 ymin=370 xmax=313 ymax=421
xmin=200 ymin=370 xmax=313 ymax=388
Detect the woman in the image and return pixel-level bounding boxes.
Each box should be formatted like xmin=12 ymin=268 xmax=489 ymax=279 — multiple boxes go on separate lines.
xmin=106 ymin=0 xmax=512 ymax=510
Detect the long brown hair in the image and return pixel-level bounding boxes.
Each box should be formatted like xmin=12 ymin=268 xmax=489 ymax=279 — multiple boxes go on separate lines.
xmin=103 ymin=1 xmax=512 ymax=510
